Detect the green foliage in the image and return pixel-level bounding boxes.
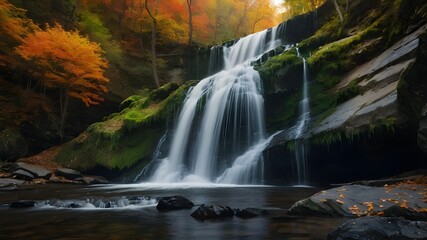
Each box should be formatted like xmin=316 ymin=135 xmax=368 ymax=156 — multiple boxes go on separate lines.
xmin=78 ymin=10 xmax=123 ymax=65
xmin=54 ymin=81 xmax=196 ymax=170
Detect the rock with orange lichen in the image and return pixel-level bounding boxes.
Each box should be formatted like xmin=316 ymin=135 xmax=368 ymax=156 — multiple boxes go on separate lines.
xmin=289 ymin=179 xmax=427 ymax=220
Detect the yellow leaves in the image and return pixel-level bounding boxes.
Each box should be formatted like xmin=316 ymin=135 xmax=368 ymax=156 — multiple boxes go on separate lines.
xmin=348 ymin=205 xmax=361 ymax=215
xmin=363 ymin=202 xmax=374 ymax=212
xmin=319 ymin=199 xmax=327 ymax=203
xmin=399 ymin=200 xmax=408 ymax=209
xmin=336 ymin=199 xmax=344 ymax=205
xmin=339 ymin=194 xmax=345 ymax=199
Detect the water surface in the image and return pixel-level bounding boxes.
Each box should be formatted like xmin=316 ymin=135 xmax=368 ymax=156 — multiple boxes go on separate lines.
xmin=0 ymin=184 xmax=346 ymax=239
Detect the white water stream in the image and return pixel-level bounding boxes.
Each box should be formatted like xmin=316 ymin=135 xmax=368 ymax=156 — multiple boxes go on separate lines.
xmin=150 ymin=26 xmax=286 ymax=184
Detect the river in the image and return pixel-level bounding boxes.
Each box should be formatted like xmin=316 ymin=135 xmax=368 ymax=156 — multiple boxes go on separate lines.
xmin=0 ymin=184 xmax=346 ymax=239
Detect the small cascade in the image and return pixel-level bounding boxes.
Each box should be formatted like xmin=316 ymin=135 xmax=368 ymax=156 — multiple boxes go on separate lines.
xmin=133 ymin=132 xmax=168 ymax=182
xmin=149 ymin=26 xmax=285 ymax=184
xmin=289 ymin=47 xmax=310 ymax=185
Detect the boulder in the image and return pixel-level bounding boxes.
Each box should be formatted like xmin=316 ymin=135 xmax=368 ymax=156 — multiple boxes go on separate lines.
xmin=327 ymin=217 xmax=427 ymax=240
xmin=235 ymin=208 xmax=269 ymax=219
xmin=418 ymin=104 xmax=427 ymax=152
xmin=9 ymin=201 xmax=36 ymax=208
xmin=55 ymin=168 xmax=82 ymax=180
xmin=16 ymin=162 xmax=52 ymax=179
xmin=156 ymin=195 xmax=194 ymax=211
xmin=288 ymin=183 xmax=427 ymax=220
xmin=191 ymin=204 xmax=234 ymax=221
xmin=0 ymin=178 xmax=25 ymax=186
xmin=78 ymin=175 xmax=109 ymax=184
xmin=0 ymin=128 xmax=28 ymax=160
xmin=12 ymin=169 xmax=34 ymax=181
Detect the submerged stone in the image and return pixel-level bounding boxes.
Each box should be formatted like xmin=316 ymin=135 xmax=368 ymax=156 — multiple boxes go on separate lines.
xmin=235 ymin=208 xmax=269 ymax=219
xmin=9 ymin=201 xmax=36 ymax=208
xmin=191 ymin=204 xmax=234 ymax=221
xmin=156 ymin=196 xmax=194 ymax=211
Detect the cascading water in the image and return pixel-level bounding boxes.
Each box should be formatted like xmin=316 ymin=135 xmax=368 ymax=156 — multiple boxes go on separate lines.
xmin=289 ymin=47 xmax=310 ymax=185
xmin=150 ymin=26 xmax=285 ymax=184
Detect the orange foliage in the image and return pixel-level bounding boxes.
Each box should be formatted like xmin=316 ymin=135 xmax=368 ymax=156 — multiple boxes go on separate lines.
xmin=16 ymin=24 xmax=109 ymax=106
xmin=0 ymin=0 xmax=37 ymax=67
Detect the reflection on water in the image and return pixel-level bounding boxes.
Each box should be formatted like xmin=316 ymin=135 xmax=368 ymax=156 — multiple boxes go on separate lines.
xmin=0 ymin=184 xmax=346 ymax=240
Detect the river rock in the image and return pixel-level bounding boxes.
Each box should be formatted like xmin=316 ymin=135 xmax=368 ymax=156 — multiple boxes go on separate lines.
xmin=9 ymin=200 xmax=36 ymax=208
xmin=418 ymin=104 xmax=427 ymax=152
xmin=78 ymin=175 xmax=109 ymax=184
xmin=327 ymin=216 xmax=427 ymax=240
xmin=55 ymin=168 xmax=82 ymax=180
xmin=16 ymin=162 xmax=52 ymax=179
xmin=288 ymin=184 xmax=427 ymax=220
xmin=156 ymin=195 xmax=194 ymax=211
xmin=0 ymin=178 xmax=25 ymax=186
xmin=235 ymin=208 xmax=269 ymax=219
xmin=12 ymin=169 xmax=34 ymax=181
xmin=191 ymin=204 xmax=234 ymax=221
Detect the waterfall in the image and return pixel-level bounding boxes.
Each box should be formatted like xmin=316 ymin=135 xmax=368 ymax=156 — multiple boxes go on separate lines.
xmin=289 ymin=47 xmax=310 ymax=185
xmin=150 ymin=26 xmax=285 ymax=184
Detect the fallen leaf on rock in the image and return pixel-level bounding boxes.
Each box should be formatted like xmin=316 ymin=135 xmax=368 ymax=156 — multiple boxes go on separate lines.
xmin=339 ymin=194 xmax=345 ymax=199
xmin=319 ymin=199 xmax=327 ymax=203
xmin=363 ymin=202 xmax=374 ymax=212
xmin=336 ymin=199 xmax=344 ymax=204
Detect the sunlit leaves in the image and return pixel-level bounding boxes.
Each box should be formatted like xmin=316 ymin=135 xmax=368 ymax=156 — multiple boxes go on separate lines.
xmin=0 ymin=0 xmax=37 ymax=67
xmin=16 ymin=24 xmax=109 ymax=106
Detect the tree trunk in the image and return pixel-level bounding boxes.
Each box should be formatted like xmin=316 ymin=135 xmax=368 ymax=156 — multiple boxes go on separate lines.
xmin=333 ymin=0 xmax=344 ymax=23
xmin=346 ymin=0 xmax=349 ymax=12
xmin=186 ymin=0 xmax=193 ymax=46
xmin=145 ymin=0 xmax=160 ymax=88
xmin=118 ymin=0 xmax=127 ymax=40
xmin=59 ymin=87 xmax=69 ymax=141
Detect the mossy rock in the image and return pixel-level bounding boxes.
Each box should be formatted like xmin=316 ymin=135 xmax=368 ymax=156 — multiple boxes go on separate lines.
xmin=54 ymin=81 xmax=196 ymax=171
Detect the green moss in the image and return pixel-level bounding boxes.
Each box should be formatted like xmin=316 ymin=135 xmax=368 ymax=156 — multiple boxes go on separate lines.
xmin=312 ymin=131 xmax=343 ymax=146
xmin=55 ymin=81 xmax=196 ymax=171
xmin=256 ymin=49 xmax=302 ymax=94
xmin=266 ymin=91 xmax=300 ymax=131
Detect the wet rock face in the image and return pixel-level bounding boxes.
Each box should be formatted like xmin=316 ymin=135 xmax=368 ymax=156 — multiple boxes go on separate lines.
xmin=288 ymin=184 xmax=427 ymax=220
xmin=156 ymin=196 xmax=195 ymax=211
xmin=327 ymin=217 xmax=427 ymax=240
xmin=418 ymin=104 xmax=427 ymax=152
xmin=191 ymin=204 xmax=234 ymax=221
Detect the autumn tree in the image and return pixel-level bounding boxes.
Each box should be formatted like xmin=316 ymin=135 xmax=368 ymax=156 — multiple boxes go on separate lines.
xmin=16 ymin=24 xmax=109 ymax=139
xmin=0 ymin=0 xmax=37 ymax=67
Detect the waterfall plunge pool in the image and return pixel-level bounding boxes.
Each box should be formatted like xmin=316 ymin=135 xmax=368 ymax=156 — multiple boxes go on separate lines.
xmin=0 ymin=184 xmax=346 ymax=239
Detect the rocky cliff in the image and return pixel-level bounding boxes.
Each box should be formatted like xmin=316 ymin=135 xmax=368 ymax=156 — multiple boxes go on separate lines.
xmin=262 ymin=0 xmax=427 ymax=185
